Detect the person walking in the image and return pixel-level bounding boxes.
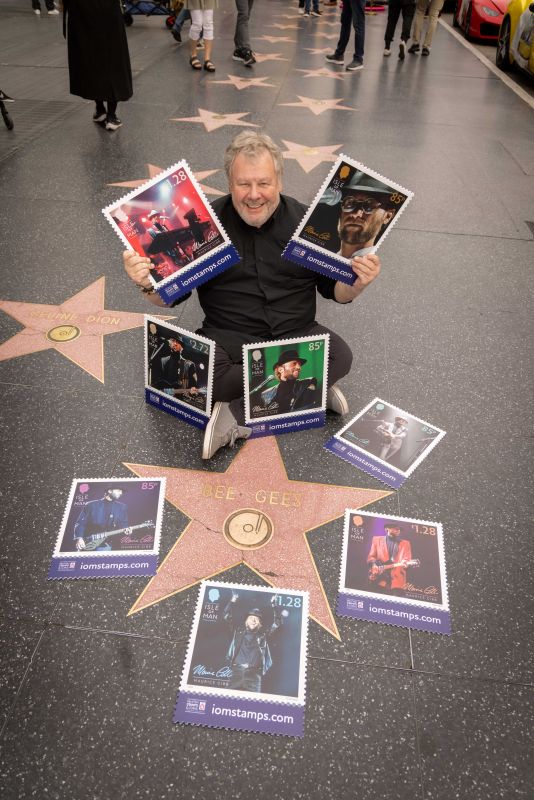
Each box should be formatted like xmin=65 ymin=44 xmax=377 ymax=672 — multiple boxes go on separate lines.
xmin=408 ymin=0 xmax=445 ymax=56
xmin=324 ymin=0 xmax=366 ymax=72
xmin=63 ymin=0 xmax=132 ymax=130
xmin=233 ymin=0 xmax=256 ymax=66
xmin=383 ymin=0 xmax=416 ymax=60
xmin=184 ymin=0 xmax=217 ymax=72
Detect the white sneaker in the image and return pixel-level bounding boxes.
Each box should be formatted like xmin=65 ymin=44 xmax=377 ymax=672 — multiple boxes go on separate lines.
xmin=47 ymin=7 xmax=59 ymax=14
xmin=327 ymin=384 xmax=349 ymax=415
xmin=383 ymin=48 xmax=391 ymax=56
xmin=33 ymin=8 xmax=41 ymax=14
xmin=202 ymin=402 xmax=251 ymax=459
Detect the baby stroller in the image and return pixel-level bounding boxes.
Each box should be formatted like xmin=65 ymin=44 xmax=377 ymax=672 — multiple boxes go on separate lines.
xmin=122 ymin=0 xmax=182 ymax=28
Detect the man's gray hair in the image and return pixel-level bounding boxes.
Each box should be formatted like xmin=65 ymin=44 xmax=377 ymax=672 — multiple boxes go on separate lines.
xmin=224 ymin=131 xmax=284 ymax=182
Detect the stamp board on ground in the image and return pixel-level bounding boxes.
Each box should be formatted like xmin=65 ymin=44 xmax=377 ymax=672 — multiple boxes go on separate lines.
xmin=102 ymin=160 xmax=239 ymax=303
xmin=282 ymin=154 xmax=413 ymax=284
xmin=338 ymin=510 xmax=451 ymax=634
xmin=48 ymin=477 xmax=165 ymax=579
xmin=145 ymin=315 xmax=215 ymax=429
xmin=174 ymin=580 xmax=309 ymax=736
xmin=243 ymin=333 xmax=329 ymax=437
xmin=325 ymin=398 xmax=446 ymax=488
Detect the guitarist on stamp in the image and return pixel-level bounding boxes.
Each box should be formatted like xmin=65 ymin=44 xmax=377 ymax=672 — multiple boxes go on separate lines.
xmin=367 ymin=522 xmax=420 ymax=595
xmin=74 ymin=487 xmax=134 ymax=552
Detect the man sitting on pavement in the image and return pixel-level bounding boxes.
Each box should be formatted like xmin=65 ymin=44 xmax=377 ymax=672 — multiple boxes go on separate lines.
xmin=123 ymin=131 xmax=381 ymax=459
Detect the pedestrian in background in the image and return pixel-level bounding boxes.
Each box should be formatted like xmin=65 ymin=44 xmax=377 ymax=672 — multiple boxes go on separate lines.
xmin=63 ymin=0 xmax=132 ymax=130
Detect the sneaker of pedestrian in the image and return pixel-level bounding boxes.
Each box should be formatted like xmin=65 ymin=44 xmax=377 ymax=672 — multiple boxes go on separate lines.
xmin=33 ymin=7 xmax=41 ymax=14
xmin=105 ymin=114 xmax=122 ymax=131
xmin=299 ymin=6 xmax=305 ymax=13
xmin=383 ymin=47 xmax=391 ymax=56
xmin=408 ymin=42 xmax=420 ymax=54
xmin=202 ymin=402 xmax=251 ymax=460
xmin=93 ymin=109 xmax=107 ymax=123
xmin=346 ymin=59 xmax=364 ymax=71
xmin=233 ymin=48 xmax=245 ymax=61
xmin=311 ymin=8 xmax=323 ymax=14
xmin=0 ymin=89 xmax=14 ymax=103
xmin=399 ymin=41 xmax=405 ymax=60
xmin=197 ymin=38 xmax=205 ymax=49
xmin=327 ymin=385 xmax=349 ymax=416
xmin=303 ymin=11 xmax=311 ymax=15
xmin=47 ymin=6 xmax=59 ymax=14
xmin=242 ymin=49 xmax=256 ymax=66
xmin=421 ymin=46 xmax=430 ymax=56
xmin=325 ymin=52 xmax=344 ymax=65
xmin=171 ymin=29 xmax=182 ymax=43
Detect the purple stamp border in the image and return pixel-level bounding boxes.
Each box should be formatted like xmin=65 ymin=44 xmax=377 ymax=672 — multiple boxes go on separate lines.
xmin=337 ymin=592 xmax=451 ymax=635
xmin=174 ymin=691 xmax=305 ymax=737
xmin=324 ymin=436 xmax=406 ymax=488
xmin=48 ymin=554 xmax=158 ymax=580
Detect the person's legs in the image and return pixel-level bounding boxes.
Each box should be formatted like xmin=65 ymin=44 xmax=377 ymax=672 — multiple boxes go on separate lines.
xmin=234 ymin=0 xmax=254 ymax=50
xmin=422 ymin=0 xmax=445 ymax=48
xmin=332 ymin=0 xmax=353 ymax=56
xmin=400 ymin=0 xmax=416 ymax=41
xmin=348 ymin=0 xmax=366 ymax=64
xmin=189 ymin=9 xmax=203 ymax=66
xmin=172 ymin=7 xmax=190 ymax=31
xmin=410 ymin=0 xmax=427 ymax=45
xmin=200 ymin=10 xmax=215 ymax=68
xmin=384 ymin=0 xmax=402 ymax=49
xmin=305 ymin=323 xmax=353 ymax=387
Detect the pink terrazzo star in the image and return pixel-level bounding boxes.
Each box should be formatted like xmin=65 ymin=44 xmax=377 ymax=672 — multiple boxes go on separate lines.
xmin=0 ymin=278 xmax=158 ymax=383
xmin=258 ymin=35 xmax=296 ymax=43
xmin=125 ymin=437 xmax=390 ymax=638
xmin=279 ymin=96 xmax=356 ymax=115
xmin=281 ymin=140 xmax=343 ymax=172
xmin=171 ymin=108 xmax=259 ymax=132
xmin=254 ymin=53 xmax=289 ymax=63
xmin=296 ymin=67 xmax=346 ymax=80
xmin=209 ymin=75 xmax=276 ymax=90
xmin=106 ymin=164 xmax=224 ymax=197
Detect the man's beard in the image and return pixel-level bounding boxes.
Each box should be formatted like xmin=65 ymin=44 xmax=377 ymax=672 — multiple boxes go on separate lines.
xmin=339 ymin=222 xmax=369 ymax=245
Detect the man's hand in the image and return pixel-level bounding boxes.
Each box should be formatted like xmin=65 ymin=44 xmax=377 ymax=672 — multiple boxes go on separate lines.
xmin=75 ymin=538 xmax=86 ymax=551
xmin=231 ymin=591 xmax=239 ymax=603
xmin=122 ymin=251 xmax=167 ymax=306
xmin=334 ymin=253 xmax=381 ymax=303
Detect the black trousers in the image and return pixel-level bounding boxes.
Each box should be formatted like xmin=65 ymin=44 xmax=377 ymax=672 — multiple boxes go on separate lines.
xmin=384 ymin=0 xmax=416 ymax=47
xmin=210 ymin=322 xmax=353 ymax=424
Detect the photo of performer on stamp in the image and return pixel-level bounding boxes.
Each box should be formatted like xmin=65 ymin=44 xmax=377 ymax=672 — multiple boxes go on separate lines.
xmin=180 ymin=581 xmax=308 ymax=702
xmin=282 ymin=156 xmax=413 ymax=285
xmin=325 ymin=398 xmax=446 ymax=488
xmin=49 ymin=477 xmax=165 ymax=580
xmin=145 ymin=316 xmax=214 ymax=419
xmin=102 ymin=161 xmax=239 ymax=302
xmin=243 ymin=334 xmax=329 ymax=426
xmin=338 ymin=510 xmax=450 ymax=634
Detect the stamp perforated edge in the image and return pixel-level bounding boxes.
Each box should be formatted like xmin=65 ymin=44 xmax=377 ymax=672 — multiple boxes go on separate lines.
xmin=144 ymin=314 xmax=215 ymax=417
xmin=51 ymin=477 xmax=166 ymax=559
xmin=101 ymin=160 xmax=234 ymax=293
xmin=290 ymin=153 xmax=414 ymax=265
xmin=179 ymin=580 xmax=309 ymax=707
xmin=332 ymin=397 xmax=446 ymax=479
xmin=242 ymin=333 xmax=330 ymax=425
xmin=338 ymin=509 xmax=449 ymax=612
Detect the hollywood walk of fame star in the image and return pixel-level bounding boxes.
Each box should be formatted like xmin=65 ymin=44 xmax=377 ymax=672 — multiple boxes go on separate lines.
xmin=106 ymin=164 xmax=224 ymax=197
xmin=209 ymin=75 xmax=276 ymax=91
xmin=268 ymin=23 xmax=299 ymax=29
xmin=0 ymin=278 xmax=169 ymax=382
xmin=296 ymin=67 xmax=347 ymax=81
xmin=305 ymin=47 xmax=335 ymax=55
xmin=281 ymin=140 xmax=343 ymax=173
xmin=171 ymin=108 xmax=259 ymax=133
xmin=279 ymin=96 xmax=356 ymax=116
xmin=254 ymin=53 xmax=289 ymax=63
xmin=125 ymin=437 xmax=390 ymax=638
xmin=258 ymin=35 xmax=296 ymax=43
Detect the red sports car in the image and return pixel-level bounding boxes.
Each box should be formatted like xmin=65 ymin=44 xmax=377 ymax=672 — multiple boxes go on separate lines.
xmin=453 ymin=0 xmax=508 ymax=41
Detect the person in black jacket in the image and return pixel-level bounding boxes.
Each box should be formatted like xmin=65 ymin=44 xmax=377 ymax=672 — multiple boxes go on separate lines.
xmin=123 ymin=132 xmax=382 ymax=458
xmin=63 ymin=0 xmax=132 ymax=130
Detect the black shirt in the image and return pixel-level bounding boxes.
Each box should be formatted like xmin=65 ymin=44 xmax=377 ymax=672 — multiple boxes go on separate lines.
xmin=175 ymin=194 xmax=338 ymax=362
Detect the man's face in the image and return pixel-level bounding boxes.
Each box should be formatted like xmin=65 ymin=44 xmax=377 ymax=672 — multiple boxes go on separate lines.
xmin=277 ymin=360 xmax=302 ymax=382
xmin=338 ymin=192 xmax=395 ymax=247
xmin=169 ymin=339 xmax=183 ymax=353
xmin=229 ymin=150 xmax=282 ymax=228
xmin=151 ymin=214 xmax=160 ymax=224
xmin=108 ymin=489 xmax=123 ymax=501
xmin=245 ymin=614 xmax=262 ymax=631
xmin=385 ymin=526 xmax=401 ymax=538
